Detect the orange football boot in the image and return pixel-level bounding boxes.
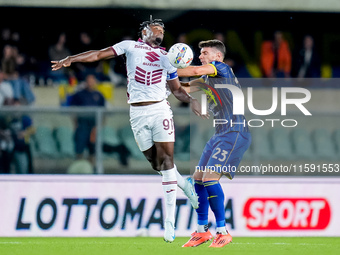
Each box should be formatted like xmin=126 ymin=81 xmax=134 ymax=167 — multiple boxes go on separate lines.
xmin=209 ymin=232 xmax=232 ymax=248
xmin=182 ymin=230 xmax=213 ymax=247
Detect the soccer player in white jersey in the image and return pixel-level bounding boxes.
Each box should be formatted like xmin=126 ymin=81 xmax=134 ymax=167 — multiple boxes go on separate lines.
xmin=51 ymin=18 xmax=201 ymax=242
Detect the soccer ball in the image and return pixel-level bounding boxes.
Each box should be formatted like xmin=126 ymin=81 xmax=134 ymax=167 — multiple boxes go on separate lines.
xmin=167 ymin=43 xmax=193 ymax=69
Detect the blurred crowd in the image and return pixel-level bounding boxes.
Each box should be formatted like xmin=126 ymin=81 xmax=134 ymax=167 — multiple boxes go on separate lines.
xmin=0 ymin=27 xmax=326 ymax=91
xmin=0 ymin=26 xmax=334 ymax=174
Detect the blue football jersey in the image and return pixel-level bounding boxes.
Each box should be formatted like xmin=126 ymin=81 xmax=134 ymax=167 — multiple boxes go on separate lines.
xmin=201 ymin=61 xmax=249 ymax=134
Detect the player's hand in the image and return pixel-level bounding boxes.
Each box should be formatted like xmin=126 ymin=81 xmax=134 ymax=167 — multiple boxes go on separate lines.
xmin=191 ymin=98 xmax=210 ymax=119
xmin=51 ymin=56 xmax=71 ymax=71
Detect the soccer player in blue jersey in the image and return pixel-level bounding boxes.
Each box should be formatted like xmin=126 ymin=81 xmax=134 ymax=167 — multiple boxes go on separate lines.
xmin=177 ymin=40 xmax=251 ymax=248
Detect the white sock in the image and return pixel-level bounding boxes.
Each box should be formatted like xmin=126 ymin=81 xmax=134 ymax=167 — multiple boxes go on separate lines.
xmin=216 ymin=226 xmax=228 ymax=235
xmin=160 ymin=167 xmax=177 ymax=224
xmin=174 ymin=164 xmax=186 ymax=190
xmin=197 ymin=224 xmax=206 ymax=233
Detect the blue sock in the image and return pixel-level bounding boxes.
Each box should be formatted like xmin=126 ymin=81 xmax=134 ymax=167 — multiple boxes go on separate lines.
xmin=194 ymin=180 xmax=209 ymax=226
xmin=203 ymin=180 xmax=225 ymax=228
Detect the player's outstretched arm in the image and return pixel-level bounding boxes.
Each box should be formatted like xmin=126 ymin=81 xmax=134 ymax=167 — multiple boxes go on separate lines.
xmin=177 ymin=64 xmax=216 ymax=77
xmin=51 ymin=47 xmax=116 ymax=71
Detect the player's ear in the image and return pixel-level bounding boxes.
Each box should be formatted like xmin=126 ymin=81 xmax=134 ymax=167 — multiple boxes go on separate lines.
xmin=216 ymin=51 xmax=222 ymax=61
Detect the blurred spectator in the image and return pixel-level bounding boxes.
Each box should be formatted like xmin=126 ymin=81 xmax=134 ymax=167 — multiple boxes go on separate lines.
xmin=108 ymin=36 xmax=132 ymax=87
xmin=48 ymin=33 xmax=71 ymax=83
xmin=0 ymin=69 xmax=14 ymax=106
xmin=177 ymin=33 xmax=188 ymax=44
xmin=0 ymin=28 xmax=12 ymax=57
xmin=292 ymin=35 xmax=321 ymax=78
xmin=213 ymin=32 xmax=251 ymax=77
xmin=2 ymin=44 xmax=18 ymax=78
xmin=74 ymin=32 xmax=105 ymax=81
xmin=69 ymin=74 xmax=130 ymax=167
xmin=1 ymin=45 xmax=35 ymax=104
xmin=69 ymin=74 xmax=104 ymax=166
xmin=10 ymin=32 xmax=23 ymax=53
xmin=0 ymin=115 xmax=13 ymax=174
xmin=260 ymin=31 xmax=292 ymax=78
xmin=8 ymin=99 xmax=35 ymax=174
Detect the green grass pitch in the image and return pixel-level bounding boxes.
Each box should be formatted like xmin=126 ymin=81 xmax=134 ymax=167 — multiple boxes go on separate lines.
xmin=1 ymin=237 xmax=339 ymax=255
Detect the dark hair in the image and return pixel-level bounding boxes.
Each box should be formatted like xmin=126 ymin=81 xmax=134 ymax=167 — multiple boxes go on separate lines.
xmin=138 ymin=17 xmax=165 ymax=38
xmin=198 ymin=39 xmax=226 ymax=58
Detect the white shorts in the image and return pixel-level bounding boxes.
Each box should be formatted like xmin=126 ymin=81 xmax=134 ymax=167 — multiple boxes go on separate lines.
xmin=129 ymin=100 xmax=175 ymax=152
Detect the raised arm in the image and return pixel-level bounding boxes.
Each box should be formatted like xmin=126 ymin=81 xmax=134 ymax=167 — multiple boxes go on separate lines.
xmin=177 ymin=64 xmax=216 ymax=77
xmin=51 ymin=47 xmax=116 ymax=71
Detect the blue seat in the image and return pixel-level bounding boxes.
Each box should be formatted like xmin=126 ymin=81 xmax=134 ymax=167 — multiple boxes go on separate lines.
xmin=189 ymin=125 xmax=209 ymax=160
xmin=101 ymin=126 xmax=120 ymax=146
xmin=242 ymin=143 xmax=253 ymax=161
xmin=34 ymin=126 xmax=59 ymax=158
xmin=334 ymin=129 xmax=340 ymax=155
xmin=118 ymin=126 xmax=145 ymax=160
xmin=251 ymin=128 xmax=273 ymax=160
xmin=55 ymin=126 xmax=75 ymax=157
xmin=270 ymin=128 xmax=294 ymax=160
xmin=291 ymin=129 xmax=315 ymax=160
xmin=312 ymin=128 xmax=337 ymax=160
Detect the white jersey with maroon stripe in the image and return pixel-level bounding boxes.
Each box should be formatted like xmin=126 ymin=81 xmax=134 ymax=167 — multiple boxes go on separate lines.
xmin=111 ymin=40 xmax=178 ymax=104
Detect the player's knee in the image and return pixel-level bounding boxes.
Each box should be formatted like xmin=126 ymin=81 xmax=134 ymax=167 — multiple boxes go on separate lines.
xmin=158 ymin=154 xmax=173 ymax=170
xmin=145 ymin=157 xmax=161 ymax=171
xmin=151 ymin=161 xmax=162 ymax=171
xmin=202 ymin=173 xmax=221 ymax=183
xmin=193 ymin=171 xmax=203 ymax=181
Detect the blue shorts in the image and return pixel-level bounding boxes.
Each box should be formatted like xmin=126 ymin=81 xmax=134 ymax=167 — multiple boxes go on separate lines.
xmin=197 ymin=131 xmax=251 ymax=179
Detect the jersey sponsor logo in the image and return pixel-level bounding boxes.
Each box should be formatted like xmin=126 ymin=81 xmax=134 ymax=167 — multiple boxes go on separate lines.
xmin=197 ymin=82 xmax=223 ymax=107
xmin=145 ymin=52 xmax=160 ymax=63
xmin=135 ymin=66 xmax=163 ymax=86
xmin=134 ymin=44 xmax=152 ymax=51
xmin=243 ymin=198 xmax=331 ymax=230
xmin=200 ymin=87 xmax=218 ymax=106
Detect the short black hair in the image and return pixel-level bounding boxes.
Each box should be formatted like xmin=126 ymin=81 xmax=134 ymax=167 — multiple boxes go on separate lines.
xmin=198 ymin=39 xmax=226 ymax=58
xmin=138 ymin=17 xmax=165 ymax=38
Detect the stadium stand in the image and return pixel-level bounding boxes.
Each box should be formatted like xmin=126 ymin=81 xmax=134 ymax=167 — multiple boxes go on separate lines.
xmin=270 ymin=128 xmax=295 ymax=160
xmin=251 ymin=128 xmax=273 ymax=160
xmin=291 ymin=128 xmax=316 ymax=160
xmin=335 ymin=129 xmax=340 ymax=154
xmin=102 ymin=126 xmax=120 ymax=147
xmin=312 ymin=128 xmax=338 ymax=160
xmin=55 ymin=126 xmax=75 ymax=158
xmin=118 ymin=125 xmax=145 ymax=160
xmin=33 ymin=126 xmax=59 ymax=158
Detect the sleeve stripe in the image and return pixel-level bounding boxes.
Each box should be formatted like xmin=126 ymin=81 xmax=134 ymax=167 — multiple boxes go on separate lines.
xmin=111 ymin=46 xmax=117 ymax=55
xmin=208 ymin=63 xmax=218 ymax=77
